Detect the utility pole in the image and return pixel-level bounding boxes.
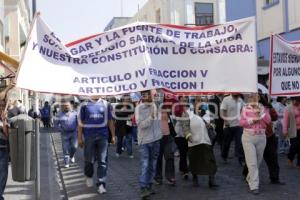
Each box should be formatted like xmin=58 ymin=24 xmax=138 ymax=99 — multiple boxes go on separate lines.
xmin=32 ymin=0 xmax=40 ymax=200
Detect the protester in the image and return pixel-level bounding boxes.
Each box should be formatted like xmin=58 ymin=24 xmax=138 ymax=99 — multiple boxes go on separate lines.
xmin=0 ymin=99 xmax=8 ymax=200
xmin=209 ymin=95 xmax=224 ymax=149
xmin=114 ymin=94 xmax=134 ymax=158
xmin=174 ymin=96 xmax=189 ymax=180
xmin=243 ymin=93 xmax=284 ymax=185
xmin=135 ymin=90 xmax=162 ymax=199
xmin=154 ymin=107 xmax=176 ymax=186
xmin=220 ymin=94 xmax=245 ymax=165
xmin=54 ymin=101 xmax=78 ymax=168
xmin=272 ymin=96 xmax=289 ymax=154
xmin=283 ymin=96 xmax=300 ymax=168
xmin=183 ymin=96 xmax=218 ymax=188
xmin=40 ymin=101 xmax=51 ymax=127
xmin=240 ymin=93 xmax=271 ymax=195
xmin=28 ymin=105 xmax=40 ymax=119
xmin=78 ymin=96 xmax=116 ymax=194
xmin=260 ymin=94 xmax=284 ymax=184
xmin=7 ymin=100 xmax=26 ymax=118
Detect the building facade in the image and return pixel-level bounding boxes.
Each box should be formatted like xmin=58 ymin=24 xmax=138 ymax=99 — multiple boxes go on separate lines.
xmin=226 ymin=0 xmax=300 ymax=60
xmin=104 ymin=17 xmax=132 ymax=31
xmin=128 ymin=0 xmax=225 ymax=25
xmin=0 ymin=0 xmax=31 ymax=107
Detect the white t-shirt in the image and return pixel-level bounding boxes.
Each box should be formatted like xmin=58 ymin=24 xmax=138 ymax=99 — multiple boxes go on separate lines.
xmin=187 ymin=110 xmax=211 ymax=147
xmin=220 ymin=95 xmax=244 ymax=127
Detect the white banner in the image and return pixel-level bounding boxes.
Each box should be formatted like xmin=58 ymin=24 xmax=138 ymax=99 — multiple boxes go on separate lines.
xmin=16 ymin=14 xmax=257 ymax=96
xmin=269 ymin=34 xmax=300 ymax=96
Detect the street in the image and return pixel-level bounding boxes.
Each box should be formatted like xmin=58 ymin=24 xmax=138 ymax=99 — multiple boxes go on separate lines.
xmin=49 ymin=128 xmax=300 ymax=200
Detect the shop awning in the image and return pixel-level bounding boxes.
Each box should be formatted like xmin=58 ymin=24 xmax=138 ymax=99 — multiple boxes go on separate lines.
xmin=0 ymin=51 xmax=19 ymax=70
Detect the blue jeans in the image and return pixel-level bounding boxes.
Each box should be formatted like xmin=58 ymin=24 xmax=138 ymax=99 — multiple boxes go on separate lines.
xmin=132 ymin=126 xmax=138 ymax=142
xmin=116 ymin=134 xmax=133 ymax=156
xmin=84 ymin=135 xmax=108 ymax=186
xmin=0 ymin=148 xmax=8 ymax=200
xmin=61 ymin=132 xmax=77 ymax=165
xmin=139 ymin=140 xmax=160 ymax=188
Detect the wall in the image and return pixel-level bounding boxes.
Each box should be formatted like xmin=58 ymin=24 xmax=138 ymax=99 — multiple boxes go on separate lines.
xmin=225 ymin=0 xmax=254 ymax=21
xmin=288 ymin=0 xmax=300 ymax=30
xmin=129 ymin=0 xmax=218 ymax=25
xmin=256 ymin=0 xmax=284 ymax=40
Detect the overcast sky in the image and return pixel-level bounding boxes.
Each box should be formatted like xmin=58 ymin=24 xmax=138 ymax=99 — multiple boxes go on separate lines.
xmin=36 ymin=0 xmax=147 ymax=43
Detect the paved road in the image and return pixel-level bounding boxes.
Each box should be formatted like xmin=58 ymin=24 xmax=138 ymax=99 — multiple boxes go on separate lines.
xmin=50 ymin=130 xmax=300 ymax=200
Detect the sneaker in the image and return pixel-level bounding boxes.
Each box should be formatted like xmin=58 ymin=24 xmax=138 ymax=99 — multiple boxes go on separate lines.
xmin=129 ymin=155 xmax=134 ymax=159
xmin=140 ymin=188 xmax=150 ymax=199
xmin=98 ymin=184 xmax=107 ymax=194
xmin=153 ymin=178 xmax=162 ymax=185
xmin=70 ymin=157 xmax=75 ymax=163
xmin=250 ymin=189 xmax=260 ymax=195
xmin=115 ymin=153 xmax=120 ymax=158
xmin=182 ymin=173 xmax=189 ymax=180
xmin=166 ymin=178 xmax=176 ymax=186
xmin=86 ymin=177 xmax=94 ymax=187
xmin=64 ymin=164 xmax=70 ymax=168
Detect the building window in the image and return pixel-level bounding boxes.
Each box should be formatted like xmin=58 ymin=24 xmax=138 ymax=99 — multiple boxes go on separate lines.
xmin=263 ymin=0 xmax=279 ymax=9
xmin=195 ymin=3 xmax=214 ymax=26
xmin=156 ymin=9 xmax=161 ymax=23
xmin=265 ymin=0 xmax=278 ymax=5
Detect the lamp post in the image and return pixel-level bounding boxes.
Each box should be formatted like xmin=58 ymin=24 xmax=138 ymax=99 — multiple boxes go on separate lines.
xmin=31 ymin=0 xmax=40 ymax=200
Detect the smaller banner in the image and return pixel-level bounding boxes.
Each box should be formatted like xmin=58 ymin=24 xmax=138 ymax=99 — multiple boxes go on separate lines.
xmin=269 ymin=34 xmax=300 ymax=96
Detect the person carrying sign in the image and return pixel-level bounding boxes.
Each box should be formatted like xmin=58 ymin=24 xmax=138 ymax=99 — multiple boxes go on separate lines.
xmin=135 ymin=90 xmax=162 ymax=199
xmin=78 ymin=96 xmax=116 ymax=194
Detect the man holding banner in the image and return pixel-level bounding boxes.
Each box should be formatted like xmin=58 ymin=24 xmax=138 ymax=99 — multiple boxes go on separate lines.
xmin=135 ymin=90 xmax=162 ymax=199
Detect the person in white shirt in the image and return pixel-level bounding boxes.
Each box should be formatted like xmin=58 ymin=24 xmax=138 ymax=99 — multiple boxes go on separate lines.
xmin=220 ymin=94 xmax=245 ymax=165
xmin=183 ymin=96 xmax=218 ymax=188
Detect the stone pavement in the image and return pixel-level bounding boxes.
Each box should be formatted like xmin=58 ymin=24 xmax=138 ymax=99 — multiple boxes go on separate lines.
xmin=3 ymin=128 xmax=64 ymax=200
xmin=50 ymin=129 xmax=300 ymax=200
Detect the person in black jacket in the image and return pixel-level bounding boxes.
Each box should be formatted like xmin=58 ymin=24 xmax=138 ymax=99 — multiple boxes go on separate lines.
xmin=209 ymin=95 xmax=224 ymax=149
xmin=114 ymin=94 xmax=135 ymax=158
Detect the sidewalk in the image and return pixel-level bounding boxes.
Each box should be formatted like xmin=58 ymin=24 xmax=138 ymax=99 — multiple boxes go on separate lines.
xmin=3 ymin=128 xmax=64 ymax=200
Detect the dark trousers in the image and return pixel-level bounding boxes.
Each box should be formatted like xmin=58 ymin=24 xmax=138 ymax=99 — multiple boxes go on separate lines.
xmin=221 ymin=126 xmax=244 ymax=163
xmin=84 ymin=135 xmax=108 ymax=186
xmin=116 ymin=134 xmax=133 ymax=156
xmin=155 ymin=135 xmax=175 ymax=180
xmin=0 ymin=148 xmax=8 ymax=200
xmin=264 ymin=134 xmax=280 ymax=182
xmin=288 ymin=131 xmax=300 ymax=166
xmin=175 ymin=137 xmax=188 ymax=174
xmin=215 ymin=119 xmax=224 ymax=149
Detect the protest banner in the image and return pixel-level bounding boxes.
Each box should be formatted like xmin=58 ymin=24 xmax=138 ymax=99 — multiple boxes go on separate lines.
xmin=269 ymin=34 xmax=300 ymax=96
xmin=16 ymin=14 xmax=257 ymax=96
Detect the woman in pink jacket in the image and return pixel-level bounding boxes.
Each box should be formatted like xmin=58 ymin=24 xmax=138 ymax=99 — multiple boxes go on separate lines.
xmin=239 ymin=93 xmax=271 ymax=195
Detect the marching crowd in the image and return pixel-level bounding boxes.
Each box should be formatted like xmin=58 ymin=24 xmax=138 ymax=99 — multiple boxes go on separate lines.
xmin=0 ymin=90 xmax=300 ymax=200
